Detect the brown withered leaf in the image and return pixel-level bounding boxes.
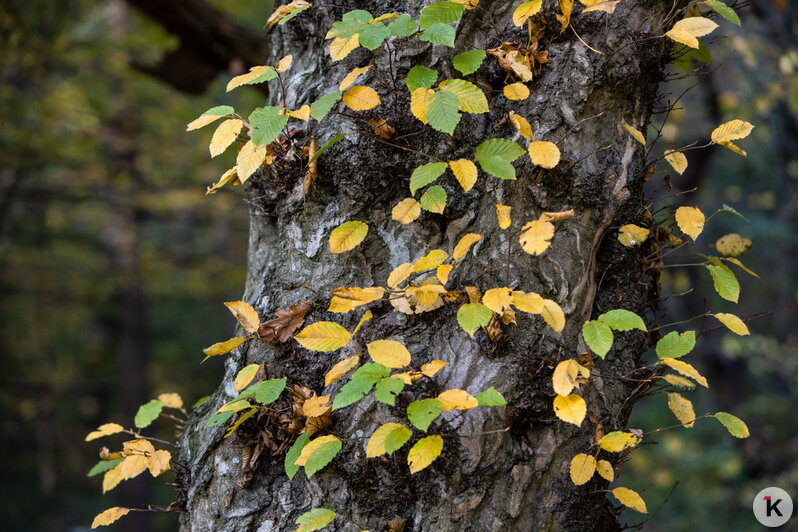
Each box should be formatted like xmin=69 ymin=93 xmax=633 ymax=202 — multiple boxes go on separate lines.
xmin=485 ymin=314 xmax=504 ymax=345
xmin=303 ymin=137 xmax=317 ymax=199
xmin=488 ymin=42 xmax=549 ymax=82
xmin=389 ymin=516 xmax=408 ymax=532
xmin=368 ymin=118 xmax=395 ymax=139
xmin=258 ymin=301 xmax=312 ymax=344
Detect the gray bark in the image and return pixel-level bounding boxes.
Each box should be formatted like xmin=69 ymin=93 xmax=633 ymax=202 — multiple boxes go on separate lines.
xmin=179 ymin=1 xmax=673 ymax=529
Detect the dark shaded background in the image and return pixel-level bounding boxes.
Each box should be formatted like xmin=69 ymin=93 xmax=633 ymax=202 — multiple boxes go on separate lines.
xmin=0 ymin=0 xmax=795 ymax=530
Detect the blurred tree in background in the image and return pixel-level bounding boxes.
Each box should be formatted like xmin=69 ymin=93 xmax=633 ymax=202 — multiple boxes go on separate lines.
xmin=0 ymin=0 xmax=795 ymax=530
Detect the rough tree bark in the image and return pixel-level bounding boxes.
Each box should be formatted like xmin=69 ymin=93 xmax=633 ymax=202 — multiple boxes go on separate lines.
xmin=178 ymin=1 xmax=674 ymax=530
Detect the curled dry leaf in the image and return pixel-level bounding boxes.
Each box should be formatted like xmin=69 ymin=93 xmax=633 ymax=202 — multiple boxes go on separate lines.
xmin=258 ymin=300 xmax=312 ymax=345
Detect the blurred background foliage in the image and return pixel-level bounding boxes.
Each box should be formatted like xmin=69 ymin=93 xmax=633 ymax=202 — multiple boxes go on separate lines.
xmin=0 ymin=0 xmax=795 ymax=530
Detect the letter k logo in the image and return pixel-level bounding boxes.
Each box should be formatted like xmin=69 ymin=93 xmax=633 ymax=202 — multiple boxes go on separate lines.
xmin=765 ymin=496 xmax=783 ymax=518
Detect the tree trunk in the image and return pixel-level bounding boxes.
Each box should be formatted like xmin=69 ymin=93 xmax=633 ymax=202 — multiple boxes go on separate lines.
xmin=178 ymin=1 xmax=673 ymax=529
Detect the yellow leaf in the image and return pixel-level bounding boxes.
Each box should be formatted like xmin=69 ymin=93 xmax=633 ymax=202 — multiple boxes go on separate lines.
xmin=718 ymin=140 xmax=747 ymax=156
xmin=329 ymin=34 xmax=359 ymax=61
xmin=295 ymin=434 xmax=340 ymax=466
xmin=664 ymin=150 xmax=687 ymax=175
xmin=658 ymin=358 xmax=708 ymax=387
xmin=206 ymin=166 xmax=239 ymax=195
xmin=329 ymin=220 xmax=369 ymax=253
xmin=387 ymin=262 xmax=414 ymax=287
xmin=92 ymin=507 xmax=131 ymax=529
xmin=448 ymin=159 xmax=478 ymax=192
xmin=353 ymin=309 xmax=371 ymax=335
xmin=715 ymin=233 xmax=752 ymax=256
xmin=237 ymin=140 xmax=268 ymax=183
xmin=569 ymin=453 xmax=596 ymax=485
xmin=187 ymin=114 xmax=225 ymax=132
xmin=666 ymin=17 xmax=718 ymax=49
xmin=234 ymin=364 xmax=261 ymax=391
xmin=209 ymin=119 xmax=243 ymax=157
xmin=421 ymin=360 xmax=448 ymax=377
xmin=370 ymin=13 xmax=398 ymax=23
xmin=410 ymin=87 xmax=433 ymax=124
xmin=675 ymin=206 xmax=705 ymax=240
xmin=324 ymin=355 xmax=360 ymax=386
xmin=203 ymin=336 xmax=248 ymax=358
xmin=147 ymin=449 xmax=171 ymax=477
xmin=726 ymin=256 xmax=758 ymax=277
xmin=414 ymin=249 xmax=449 ymax=272
xmin=123 ymin=438 xmax=155 ymax=455
xmin=612 ymin=487 xmax=648 ymax=513
xmin=276 ymin=54 xmax=293 ymax=73
xmin=86 ymin=423 xmax=125 ymax=442
xmin=226 ymin=66 xmax=273 ymax=92
xmin=367 ymin=422 xmax=406 ymax=457
xmin=408 ymin=434 xmax=444 ymax=473
xmin=120 ymin=454 xmax=148 ymax=480
xmin=509 ymin=111 xmax=532 ymax=139
xmin=712 ymin=313 xmax=750 ymax=336
xmin=295 ymin=321 xmax=352 ymax=351
xmin=512 ymin=290 xmax=544 ymax=313
xmin=528 ymin=141 xmax=560 ymax=168
xmin=266 ymin=0 xmax=310 ymax=26
xmin=512 ymin=0 xmax=543 ymax=27
xmin=224 ymin=300 xmax=261 ymax=334
xmin=496 ymin=204 xmax=512 ymax=229
xmin=596 ymin=459 xmax=614 ymax=481
xmin=622 ymin=120 xmax=646 ymax=146
xmin=157 ymin=393 xmax=183 ymax=409
xmin=583 ymin=0 xmax=620 ymax=13
xmin=542 ymin=299 xmax=565 ymax=332
xmin=343 ymin=85 xmax=381 ymax=111
xmin=288 ymin=104 xmax=310 ymax=121
xmin=597 ymin=431 xmax=641 ymax=452
xmin=102 ymin=463 xmax=124 ymax=493
xmin=303 ymin=395 xmax=332 ymax=417
xmin=504 ymin=83 xmax=530 ymax=101
xmin=617 ymin=224 xmax=650 ymax=247
xmin=437 ymin=264 xmax=454 ymax=285
xmin=367 ymin=339 xmax=411 ymax=368
xmin=557 ymin=0 xmax=574 ymax=32
xmin=437 ymin=389 xmax=478 ymax=412
xmin=339 ymin=65 xmax=370 ymax=91
xmin=711 ymin=119 xmax=754 ymax=143
xmin=519 ymin=220 xmax=555 ymax=255
xmin=667 ymin=393 xmax=695 ymax=428
xmin=328 ymin=286 xmax=385 ymax=313
xmin=405 ymin=282 xmax=446 ymax=307
xmin=552 ymin=359 xmax=579 ymax=396
xmin=553 ymin=393 xmax=586 ymax=426
xmin=452 ymin=0 xmax=479 ymax=8
xmin=453 ymin=233 xmax=482 ymax=261
xmin=663 ymin=374 xmax=696 ymax=388
xmin=482 ymin=287 xmax=513 ymax=314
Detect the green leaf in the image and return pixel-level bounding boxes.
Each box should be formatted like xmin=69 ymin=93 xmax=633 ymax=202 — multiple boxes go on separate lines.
xmin=406 ymin=66 xmax=438 ymax=92
xmin=308 ymin=133 xmax=348 ymax=164
xmin=598 ymin=309 xmax=646 ymax=332
xmin=295 ymin=508 xmax=336 ymax=532
xmin=374 ymin=376 xmax=405 ymax=406
xmin=426 ymin=90 xmax=461 ymax=134
xmin=712 ymin=412 xmax=749 ymax=438
xmin=457 ymin=302 xmax=492 ymax=335
xmin=582 ymin=320 xmax=614 ymax=358
xmin=134 ymin=400 xmax=163 ymax=429
xmin=419 ymin=185 xmax=447 ymax=213
xmin=236 ymin=377 xmax=287 ymax=404
xmin=409 ymin=162 xmax=448 ymax=194
xmin=389 ymin=14 xmax=418 ymax=36
xmin=452 ymin=50 xmax=486 ymax=75
xmin=352 ymin=362 xmax=391 ymax=380
xmin=439 ymin=79 xmax=489 ymax=113
xmin=358 ymin=23 xmax=391 ymax=50
xmin=477 ymin=156 xmax=515 ymax=180
xmin=332 ymin=377 xmax=376 ymax=410
xmin=720 ymin=203 xmax=748 ymax=221
xmin=474 ymin=138 xmax=524 ymax=179
xmin=326 ymin=10 xmax=373 ymax=39
xmin=202 ymin=105 xmax=234 ymax=117
xmin=205 ymin=410 xmax=234 ymax=427
xmin=476 ymin=387 xmax=507 ymax=406
xmin=279 ymin=4 xmax=311 ymax=25
xmin=656 ymin=330 xmax=696 ymax=358
xmin=305 ymin=438 xmax=342 ymax=477
xmin=704 ymin=0 xmax=740 ymax=25
xmin=706 ymin=264 xmax=740 ymax=302
xmin=384 ymin=425 xmax=413 ymax=454
xmin=192 ymin=395 xmax=210 ymax=409
xmin=674 ymin=41 xmax=712 ymax=71
xmin=407 ymin=398 xmax=444 ymax=431
xmin=419 ymin=1 xmax=465 ymax=29
xmin=310 ymin=92 xmax=342 ymax=122
xmin=249 ymin=106 xmax=289 ymax=146
xmin=87 ymin=458 xmax=124 ymax=477
xmin=420 ymin=23 xmax=456 ymax=47
xmin=285 ymin=431 xmax=311 ymax=479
